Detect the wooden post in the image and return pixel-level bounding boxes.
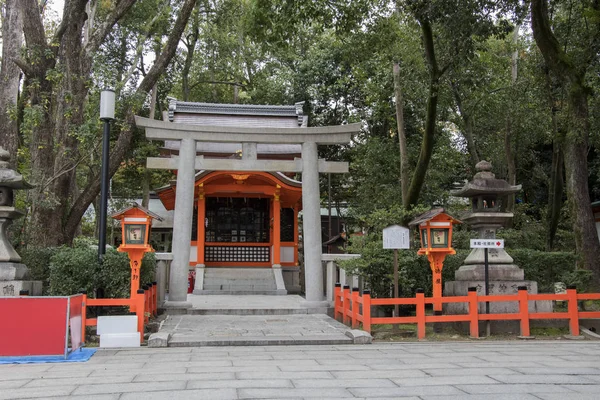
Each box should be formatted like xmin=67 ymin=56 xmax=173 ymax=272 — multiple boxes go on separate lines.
xmin=352 ymin=287 xmax=360 ymax=328
xmin=363 ymin=290 xmax=372 ymax=333
xmin=334 ymin=283 xmax=342 ymax=321
xmin=567 ymin=286 xmax=580 ymax=336
xmin=273 ymin=191 xmax=281 ymax=266
xmin=136 ymin=289 xmax=145 ymax=343
xmin=128 ymin=250 xmax=144 ymax=312
xmin=467 ymin=287 xmax=479 ymax=338
xmin=342 ymin=285 xmax=350 ymax=325
xmin=197 ymin=191 xmax=206 ymax=265
xmin=416 ymin=289 xmax=426 ymax=340
xmin=518 ymin=286 xmax=530 ymax=337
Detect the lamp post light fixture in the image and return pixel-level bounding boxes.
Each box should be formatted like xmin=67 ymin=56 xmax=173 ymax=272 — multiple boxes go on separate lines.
xmin=98 ymin=89 xmax=115 ymax=261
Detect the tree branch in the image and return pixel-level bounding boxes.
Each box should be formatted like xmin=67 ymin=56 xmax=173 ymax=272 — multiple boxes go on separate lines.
xmin=84 ymin=0 xmax=138 ymax=54
xmin=64 ymin=0 xmax=197 ymax=241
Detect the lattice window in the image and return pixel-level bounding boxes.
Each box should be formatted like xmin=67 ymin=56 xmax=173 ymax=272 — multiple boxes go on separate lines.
xmin=205 ymin=246 xmax=270 ymax=263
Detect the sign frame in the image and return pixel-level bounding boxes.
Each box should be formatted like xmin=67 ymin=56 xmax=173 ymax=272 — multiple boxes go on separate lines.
xmin=383 ymin=225 xmax=410 ymax=250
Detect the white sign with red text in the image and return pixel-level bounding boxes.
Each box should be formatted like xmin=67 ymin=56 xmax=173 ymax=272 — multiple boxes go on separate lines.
xmin=470 ymin=239 xmax=504 ymax=249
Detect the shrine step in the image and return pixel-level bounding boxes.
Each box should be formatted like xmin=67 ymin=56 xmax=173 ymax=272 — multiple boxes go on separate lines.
xmin=198 ymin=267 xmax=281 ymax=295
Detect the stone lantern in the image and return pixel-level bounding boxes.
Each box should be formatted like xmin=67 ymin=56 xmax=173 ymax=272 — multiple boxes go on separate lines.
xmin=444 ymin=161 xmax=550 ymax=331
xmin=0 ymin=147 xmax=42 ymax=296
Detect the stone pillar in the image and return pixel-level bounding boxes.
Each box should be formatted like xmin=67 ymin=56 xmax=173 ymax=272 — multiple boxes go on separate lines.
xmin=166 ymin=138 xmax=196 ymax=308
xmin=155 ymin=259 xmax=167 ymax=306
xmin=242 ymin=143 xmax=257 ymax=160
xmin=326 ymin=260 xmax=337 ymax=304
xmin=301 ymin=141 xmax=324 ymax=303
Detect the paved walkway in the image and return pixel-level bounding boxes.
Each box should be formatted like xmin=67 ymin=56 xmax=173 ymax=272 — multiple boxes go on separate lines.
xmin=162 ymin=314 xmax=353 ymax=346
xmin=2 ymin=341 xmax=600 ymax=399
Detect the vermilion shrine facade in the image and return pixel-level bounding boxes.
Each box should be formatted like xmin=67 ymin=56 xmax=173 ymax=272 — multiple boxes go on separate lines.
xmin=156 ymin=170 xmax=302 ymax=268
xmin=136 ymin=100 xmax=359 ymax=308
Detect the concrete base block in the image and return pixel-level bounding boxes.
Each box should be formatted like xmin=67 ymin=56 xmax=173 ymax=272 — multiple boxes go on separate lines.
xmin=99 ymin=332 xmax=141 ymax=348
xmin=97 ymin=316 xmax=138 ymax=335
xmin=345 ymin=329 xmax=372 ymax=344
xmin=454 ymin=264 xmax=525 ymax=281
xmin=163 ymin=300 xmax=192 ymax=311
xmin=445 ymin=280 xmax=552 ymax=314
xmin=564 ymin=334 xmax=586 ymax=340
xmin=0 ymin=262 xmax=29 ymax=280
xmin=445 ymin=279 xmax=552 ymax=334
xmin=0 ymin=280 xmax=42 ymax=296
xmin=148 ymin=332 xmax=171 ymax=348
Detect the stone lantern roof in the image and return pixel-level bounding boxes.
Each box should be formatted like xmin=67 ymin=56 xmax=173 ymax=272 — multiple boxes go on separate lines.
xmin=0 ymin=147 xmax=33 ymax=190
xmin=451 ymin=161 xmax=520 ymax=197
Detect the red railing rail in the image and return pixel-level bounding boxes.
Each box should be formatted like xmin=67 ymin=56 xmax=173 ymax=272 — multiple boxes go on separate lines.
xmin=333 ymin=284 xmax=598 ymax=339
xmin=80 ymin=284 xmax=157 ymax=344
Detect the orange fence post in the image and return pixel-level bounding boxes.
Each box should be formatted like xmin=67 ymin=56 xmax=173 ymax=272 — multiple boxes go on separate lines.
xmin=416 ymin=288 xmax=426 ymax=340
xmin=136 ymin=289 xmax=145 ymax=343
xmin=352 ymin=288 xmax=359 ymax=329
xmin=362 ymin=290 xmax=371 ymax=333
xmin=567 ymin=286 xmax=580 ymax=336
xmin=467 ymin=287 xmax=479 ymax=338
xmin=334 ymin=283 xmax=342 ymax=321
xmin=81 ymin=290 xmax=88 ymax=345
xmin=342 ymin=285 xmax=350 ymax=325
xmin=518 ymin=286 xmax=531 ymax=337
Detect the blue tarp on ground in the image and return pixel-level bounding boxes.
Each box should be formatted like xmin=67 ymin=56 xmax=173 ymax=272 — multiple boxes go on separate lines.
xmin=0 ymin=348 xmax=97 ymax=364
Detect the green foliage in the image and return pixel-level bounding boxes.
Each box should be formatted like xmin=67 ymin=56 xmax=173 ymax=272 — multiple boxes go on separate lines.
xmin=48 ymin=245 xmax=156 ymax=297
xmin=19 ymin=247 xmax=58 ymax=294
xmin=510 ymin=249 xmax=578 ymax=293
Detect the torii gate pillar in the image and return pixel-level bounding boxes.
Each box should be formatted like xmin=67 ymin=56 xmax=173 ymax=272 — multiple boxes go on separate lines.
xmin=167 ymin=138 xmax=196 ymax=307
xmin=301 ymin=141 xmax=323 ymax=303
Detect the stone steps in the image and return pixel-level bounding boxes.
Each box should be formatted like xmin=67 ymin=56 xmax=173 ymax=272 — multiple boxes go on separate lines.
xmin=197 ymin=267 xmax=282 ymax=295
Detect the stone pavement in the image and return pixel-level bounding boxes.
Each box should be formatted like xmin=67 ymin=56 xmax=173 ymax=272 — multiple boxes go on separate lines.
xmin=161 ymin=314 xmax=354 ymax=346
xmin=2 ymin=341 xmax=600 ymax=399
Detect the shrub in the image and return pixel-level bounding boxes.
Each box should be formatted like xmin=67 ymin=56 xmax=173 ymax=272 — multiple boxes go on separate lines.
xmin=19 ymin=247 xmax=58 ymax=294
xmin=48 ymin=246 xmax=156 ymax=297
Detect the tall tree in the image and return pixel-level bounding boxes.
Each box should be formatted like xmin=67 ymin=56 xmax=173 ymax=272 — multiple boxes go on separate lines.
xmin=17 ymin=0 xmax=196 ymax=246
xmin=0 ymin=0 xmax=23 ymax=168
xmin=531 ymin=0 xmax=600 ymax=278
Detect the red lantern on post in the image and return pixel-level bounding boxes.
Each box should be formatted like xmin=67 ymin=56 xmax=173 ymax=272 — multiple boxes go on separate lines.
xmin=111 ymin=203 xmax=163 ymax=307
xmin=409 ymin=208 xmax=461 ymax=312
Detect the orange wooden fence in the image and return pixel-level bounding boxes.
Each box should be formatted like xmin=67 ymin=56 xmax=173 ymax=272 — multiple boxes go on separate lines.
xmin=333 ymin=283 xmax=600 ymax=339
xmin=80 ymin=282 xmax=158 ymax=344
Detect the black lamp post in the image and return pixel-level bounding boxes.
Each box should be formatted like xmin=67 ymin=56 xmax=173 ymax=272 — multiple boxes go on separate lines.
xmin=98 ymin=89 xmax=115 ymax=261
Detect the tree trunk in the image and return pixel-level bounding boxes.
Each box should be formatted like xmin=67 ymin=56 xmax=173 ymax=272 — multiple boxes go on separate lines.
xmin=0 ymin=0 xmax=23 ymax=169
xmin=63 ymin=0 xmax=197 ymax=243
xmin=505 ymin=27 xmax=519 ymax=214
xmin=18 ymin=0 xmax=194 ymax=247
xmin=182 ymin=4 xmax=200 ymax=101
xmin=393 ymin=63 xmax=410 ymax=205
xmin=404 ymin=17 xmax=443 ymax=209
xmin=547 ymin=138 xmax=564 ymax=251
xmin=531 ymin=0 xmax=600 ymax=282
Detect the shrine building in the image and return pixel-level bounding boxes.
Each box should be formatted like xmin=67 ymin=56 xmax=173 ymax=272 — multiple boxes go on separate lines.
xmin=136 ymin=100 xmax=359 ymax=309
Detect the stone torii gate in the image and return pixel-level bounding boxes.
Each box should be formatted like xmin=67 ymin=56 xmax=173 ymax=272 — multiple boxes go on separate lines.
xmin=135 ymin=116 xmax=360 ymax=308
